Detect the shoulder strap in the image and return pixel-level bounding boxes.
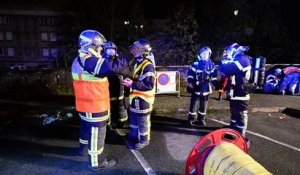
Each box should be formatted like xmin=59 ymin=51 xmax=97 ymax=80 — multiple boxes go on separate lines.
xmin=133 ymin=60 xmax=151 ymax=77
xmin=77 ymin=57 xmax=84 ymax=68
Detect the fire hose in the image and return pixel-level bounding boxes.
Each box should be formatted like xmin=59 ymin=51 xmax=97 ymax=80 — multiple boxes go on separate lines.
xmin=185 ymin=128 xmax=272 ymax=175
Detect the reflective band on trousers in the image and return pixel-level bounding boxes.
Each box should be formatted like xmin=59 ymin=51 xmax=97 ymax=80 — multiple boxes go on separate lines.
xmin=79 ymin=113 xmax=109 ymax=123
xmin=130 ymin=106 xmax=153 ymax=114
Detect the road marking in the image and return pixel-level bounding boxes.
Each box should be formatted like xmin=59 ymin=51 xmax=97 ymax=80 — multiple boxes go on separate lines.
xmin=208 ymin=118 xmax=300 ymax=152
xmin=116 ymin=129 xmax=157 ymax=175
xmin=130 ymin=149 xmax=156 ymax=175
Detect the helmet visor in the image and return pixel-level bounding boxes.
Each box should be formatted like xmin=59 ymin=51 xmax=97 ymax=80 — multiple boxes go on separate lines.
xmin=199 ymin=51 xmax=210 ymax=61
xmin=105 ymin=48 xmax=116 ymax=56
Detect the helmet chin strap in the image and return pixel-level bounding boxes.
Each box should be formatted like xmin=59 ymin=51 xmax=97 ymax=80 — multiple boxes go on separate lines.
xmin=88 ymin=48 xmax=101 ymax=58
xmin=197 ymin=54 xmax=201 ymax=60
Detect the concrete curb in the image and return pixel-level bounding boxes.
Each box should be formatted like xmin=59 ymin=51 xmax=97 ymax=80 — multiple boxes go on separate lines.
xmin=251 ymin=107 xmax=286 ymax=113
xmin=153 ymin=106 xmax=291 ymax=116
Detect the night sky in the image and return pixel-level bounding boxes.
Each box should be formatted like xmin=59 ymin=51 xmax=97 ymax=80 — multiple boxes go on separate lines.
xmin=1 ymin=0 xmax=300 ymax=63
xmin=2 ymin=0 xmax=299 ymax=40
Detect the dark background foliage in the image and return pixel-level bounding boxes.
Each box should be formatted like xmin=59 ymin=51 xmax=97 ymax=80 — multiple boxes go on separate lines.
xmin=1 ymin=0 xmax=300 ymax=66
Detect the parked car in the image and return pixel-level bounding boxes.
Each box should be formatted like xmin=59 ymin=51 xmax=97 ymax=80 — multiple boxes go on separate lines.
xmin=10 ymin=65 xmax=27 ymax=70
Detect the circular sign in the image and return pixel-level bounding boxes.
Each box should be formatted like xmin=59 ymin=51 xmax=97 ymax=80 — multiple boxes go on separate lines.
xmin=158 ymin=73 xmax=170 ymax=85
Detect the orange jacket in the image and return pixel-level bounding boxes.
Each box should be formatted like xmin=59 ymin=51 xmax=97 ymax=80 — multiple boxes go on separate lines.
xmin=72 ymin=55 xmax=110 ymax=113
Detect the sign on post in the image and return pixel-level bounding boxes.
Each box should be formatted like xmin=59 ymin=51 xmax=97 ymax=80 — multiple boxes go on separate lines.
xmin=156 ymin=71 xmax=180 ymax=97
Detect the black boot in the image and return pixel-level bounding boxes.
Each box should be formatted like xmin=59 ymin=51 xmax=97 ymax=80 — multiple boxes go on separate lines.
xmin=119 ymin=121 xmax=130 ymax=129
xmin=187 ymin=120 xmax=194 ymax=127
xmin=134 ymin=141 xmax=149 ymax=150
xmin=125 ymin=134 xmax=139 ymax=149
xmin=89 ymin=159 xmax=116 ymax=170
xmin=196 ymin=119 xmax=206 ymax=126
xmin=197 ymin=115 xmax=206 ymax=126
xmin=78 ymin=146 xmax=88 ymax=156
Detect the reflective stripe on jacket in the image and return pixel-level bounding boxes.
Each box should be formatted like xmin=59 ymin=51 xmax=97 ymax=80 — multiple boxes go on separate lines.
xmin=130 ymin=59 xmax=156 ymax=105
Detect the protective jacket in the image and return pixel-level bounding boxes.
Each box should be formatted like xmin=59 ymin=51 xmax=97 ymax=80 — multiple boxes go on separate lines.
xmin=279 ymin=72 xmax=300 ymax=94
xmin=130 ymin=58 xmax=156 ymax=108
xmin=72 ymin=52 xmax=128 ymax=114
xmin=187 ymin=60 xmax=217 ymax=96
xmin=219 ymin=53 xmax=252 ymax=101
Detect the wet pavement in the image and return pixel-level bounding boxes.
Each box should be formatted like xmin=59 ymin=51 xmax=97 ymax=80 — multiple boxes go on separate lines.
xmin=0 ymin=92 xmax=299 ymax=175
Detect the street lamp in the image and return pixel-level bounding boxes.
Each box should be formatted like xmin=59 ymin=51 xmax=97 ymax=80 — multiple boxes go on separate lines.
xmin=124 ymin=21 xmax=130 ymax=25
xmin=234 ymin=10 xmax=239 ymax=16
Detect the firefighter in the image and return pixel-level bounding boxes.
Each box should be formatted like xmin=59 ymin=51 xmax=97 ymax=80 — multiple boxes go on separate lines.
xmin=187 ymin=46 xmax=218 ymax=126
xmin=219 ymin=43 xmax=252 ymax=136
xmin=218 ymin=45 xmax=233 ymax=100
xmin=103 ymin=41 xmax=129 ymax=128
xmin=279 ymin=72 xmax=300 ymax=95
xmin=279 ymin=67 xmax=300 ymax=95
xmin=263 ymin=68 xmax=282 ymax=94
xmin=71 ymin=29 xmax=128 ymax=170
xmin=122 ymin=39 xmax=156 ymax=150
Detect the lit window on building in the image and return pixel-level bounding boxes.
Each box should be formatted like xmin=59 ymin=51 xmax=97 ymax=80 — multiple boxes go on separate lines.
xmin=42 ymin=48 xmax=49 ymax=57
xmin=7 ymin=48 xmax=15 ymax=57
xmin=41 ymin=32 xmax=48 ymax=41
xmin=49 ymin=33 xmax=57 ymax=42
xmin=0 ymin=48 xmax=4 ymax=56
xmin=0 ymin=32 xmax=3 ymax=40
xmin=51 ymin=48 xmax=58 ymax=58
xmin=6 ymin=32 xmax=12 ymax=40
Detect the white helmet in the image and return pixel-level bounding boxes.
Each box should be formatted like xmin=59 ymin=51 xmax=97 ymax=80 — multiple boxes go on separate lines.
xmin=103 ymin=41 xmax=117 ymax=56
xmin=129 ymin=39 xmax=152 ymax=58
xmin=197 ymin=46 xmax=212 ymax=61
xmin=78 ymin=29 xmax=106 ymax=57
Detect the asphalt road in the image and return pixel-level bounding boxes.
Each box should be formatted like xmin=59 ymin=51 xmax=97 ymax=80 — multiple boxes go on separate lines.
xmin=0 ymin=94 xmax=299 ymax=175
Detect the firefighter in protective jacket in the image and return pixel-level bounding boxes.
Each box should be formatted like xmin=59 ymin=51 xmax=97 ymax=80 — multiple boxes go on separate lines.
xmin=103 ymin=41 xmax=129 ymax=128
xmin=71 ymin=29 xmax=128 ymax=170
xmin=218 ymin=46 xmax=233 ymax=100
xmin=122 ymin=39 xmax=156 ymax=150
xmin=219 ymin=43 xmax=252 ymax=136
xmin=187 ymin=46 xmax=218 ymax=126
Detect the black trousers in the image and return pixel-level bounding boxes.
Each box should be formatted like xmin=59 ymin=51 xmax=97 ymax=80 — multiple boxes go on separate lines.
xmin=188 ymin=94 xmax=209 ymax=122
xmin=128 ymin=97 xmax=152 ymax=144
xmin=229 ymin=100 xmax=249 ymax=136
xmin=110 ymin=99 xmax=128 ymax=125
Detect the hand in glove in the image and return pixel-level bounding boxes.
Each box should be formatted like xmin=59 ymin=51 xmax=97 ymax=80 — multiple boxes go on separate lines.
xmin=122 ymin=78 xmax=133 ymax=88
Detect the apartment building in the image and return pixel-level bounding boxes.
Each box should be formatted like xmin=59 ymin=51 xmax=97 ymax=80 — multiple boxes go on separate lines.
xmin=0 ymin=9 xmax=64 ymax=69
